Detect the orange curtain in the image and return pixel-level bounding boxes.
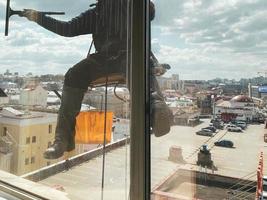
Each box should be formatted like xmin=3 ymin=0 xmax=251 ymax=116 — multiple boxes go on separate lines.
xmin=75 ymin=111 xmax=113 ymax=144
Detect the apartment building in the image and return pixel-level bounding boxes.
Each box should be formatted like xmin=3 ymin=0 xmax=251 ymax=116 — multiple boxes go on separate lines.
xmin=0 ymin=107 xmax=59 ymax=175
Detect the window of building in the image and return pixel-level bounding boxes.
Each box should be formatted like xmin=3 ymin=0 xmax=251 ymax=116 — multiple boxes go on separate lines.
xmin=3 ymin=127 xmax=7 ymax=136
xmin=25 ymin=158 xmax=29 ymax=165
xmin=31 ymin=157 xmax=35 ymax=164
xmin=26 ymin=137 xmax=30 ymax=144
xmin=32 ymin=136 xmax=36 ymax=143
xmin=48 ymin=124 xmax=52 ymax=134
xmin=48 ymin=142 xmax=52 ymax=148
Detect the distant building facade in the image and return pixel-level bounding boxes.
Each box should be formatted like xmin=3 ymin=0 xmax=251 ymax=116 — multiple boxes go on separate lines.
xmin=0 ymin=108 xmax=60 ymax=175
xmin=214 ymin=95 xmax=256 ymax=122
xmin=157 ymin=74 xmax=182 ymax=91
xmin=84 ymin=87 xmax=130 ymax=118
xmin=20 ymin=85 xmax=48 ymax=107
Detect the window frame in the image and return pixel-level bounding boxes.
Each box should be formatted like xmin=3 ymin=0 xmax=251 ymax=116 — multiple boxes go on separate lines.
xmin=130 ymin=0 xmax=150 ymax=199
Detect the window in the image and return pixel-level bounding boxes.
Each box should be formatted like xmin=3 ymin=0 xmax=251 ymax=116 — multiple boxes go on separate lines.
xmin=2 ymin=127 xmax=7 ymax=136
xmin=26 ymin=137 xmax=30 ymax=144
xmin=1 ymin=0 xmax=136 ymax=199
xmin=47 ymin=142 xmax=51 ymax=148
xmin=25 ymin=158 xmax=29 ymax=165
xmin=150 ymin=1 xmax=267 ymax=200
xmin=32 ymin=136 xmax=36 ymax=143
xmin=31 ymin=157 xmax=35 ymax=164
xmin=48 ymin=124 xmax=52 ymax=134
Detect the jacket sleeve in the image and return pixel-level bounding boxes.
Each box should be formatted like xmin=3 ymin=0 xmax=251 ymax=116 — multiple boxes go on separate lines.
xmin=36 ymin=9 xmax=96 ymax=37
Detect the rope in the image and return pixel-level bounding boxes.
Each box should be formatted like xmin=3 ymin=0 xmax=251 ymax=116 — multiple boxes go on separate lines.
xmin=101 ymin=76 xmax=108 ymax=200
xmin=114 ymin=83 xmax=129 ymax=103
xmin=87 ymin=39 xmax=94 ymax=57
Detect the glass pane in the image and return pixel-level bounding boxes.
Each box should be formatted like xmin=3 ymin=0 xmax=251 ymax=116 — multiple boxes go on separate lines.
xmin=1 ymin=0 xmax=131 ymax=199
xmin=151 ymin=1 xmax=267 ymax=200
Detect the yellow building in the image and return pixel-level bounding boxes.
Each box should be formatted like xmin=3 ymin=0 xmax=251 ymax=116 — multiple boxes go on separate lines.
xmin=0 ymin=107 xmax=61 ymax=175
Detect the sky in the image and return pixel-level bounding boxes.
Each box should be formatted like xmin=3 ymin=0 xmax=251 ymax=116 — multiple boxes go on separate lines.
xmin=0 ymin=0 xmax=267 ymax=80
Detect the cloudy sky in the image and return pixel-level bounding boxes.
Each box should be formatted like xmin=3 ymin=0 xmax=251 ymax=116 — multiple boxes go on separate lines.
xmin=0 ymin=0 xmax=267 ymax=80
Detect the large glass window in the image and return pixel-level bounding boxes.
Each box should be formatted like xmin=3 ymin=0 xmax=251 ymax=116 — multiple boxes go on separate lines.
xmin=151 ymin=1 xmax=267 ymax=200
xmin=1 ymin=0 xmax=133 ymax=199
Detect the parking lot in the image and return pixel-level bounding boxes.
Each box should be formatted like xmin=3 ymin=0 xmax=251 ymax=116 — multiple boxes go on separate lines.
xmin=152 ymin=119 xmax=267 ymax=180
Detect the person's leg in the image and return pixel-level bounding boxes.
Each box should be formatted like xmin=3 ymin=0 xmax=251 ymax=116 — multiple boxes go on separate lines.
xmin=44 ymin=54 xmax=115 ymax=159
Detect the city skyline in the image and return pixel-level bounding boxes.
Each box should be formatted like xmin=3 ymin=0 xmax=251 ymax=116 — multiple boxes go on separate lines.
xmin=0 ymin=0 xmax=267 ymax=79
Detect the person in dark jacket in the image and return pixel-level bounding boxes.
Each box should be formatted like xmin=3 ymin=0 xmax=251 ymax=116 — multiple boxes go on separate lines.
xmin=20 ymin=0 xmax=173 ymax=159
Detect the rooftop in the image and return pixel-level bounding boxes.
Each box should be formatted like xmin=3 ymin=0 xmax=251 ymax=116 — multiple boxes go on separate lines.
xmin=231 ymin=95 xmax=253 ymax=103
xmin=23 ymin=119 xmax=266 ymax=200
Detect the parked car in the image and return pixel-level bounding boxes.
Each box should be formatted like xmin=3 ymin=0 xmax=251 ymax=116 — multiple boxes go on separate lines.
xmin=226 ymin=124 xmax=242 ymax=132
xmin=202 ymin=126 xmax=217 ymax=133
xmin=214 ymin=140 xmax=234 ymax=148
xmin=231 ymin=121 xmax=247 ymax=129
xmin=196 ymin=129 xmax=213 ymax=136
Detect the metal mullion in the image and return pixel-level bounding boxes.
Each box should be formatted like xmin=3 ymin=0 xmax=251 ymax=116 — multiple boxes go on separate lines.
xmin=130 ymin=0 xmax=150 ymax=199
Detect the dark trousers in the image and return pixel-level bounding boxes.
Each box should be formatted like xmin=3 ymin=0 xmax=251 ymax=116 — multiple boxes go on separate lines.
xmin=64 ymin=53 xmax=126 ymax=89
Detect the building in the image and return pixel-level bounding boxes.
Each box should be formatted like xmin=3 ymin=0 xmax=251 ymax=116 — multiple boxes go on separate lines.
xmin=214 ymin=95 xmax=256 ymax=122
xmin=84 ymin=87 xmax=130 ymax=118
xmin=195 ymin=92 xmax=214 ymax=115
xmin=0 ymin=136 xmax=12 ymax=172
xmin=156 ymin=74 xmax=181 ymax=91
xmin=0 ymin=88 xmax=9 ymax=105
xmin=220 ymin=83 xmax=243 ymax=96
xmin=0 ymin=107 xmax=60 ymax=175
xmin=20 ymin=84 xmax=48 ymax=107
xmin=248 ymin=84 xmax=267 ymax=99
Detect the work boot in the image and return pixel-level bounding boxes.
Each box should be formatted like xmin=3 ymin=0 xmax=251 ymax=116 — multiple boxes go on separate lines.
xmin=151 ymin=92 xmax=173 ymax=137
xmin=44 ymin=86 xmax=86 ymax=159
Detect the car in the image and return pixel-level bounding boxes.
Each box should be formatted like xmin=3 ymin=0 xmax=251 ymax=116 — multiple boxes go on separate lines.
xmin=231 ymin=121 xmax=247 ymax=129
xmin=236 ymin=121 xmax=247 ymax=129
xmin=202 ymin=126 xmax=216 ymax=133
xmin=196 ymin=129 xmax=213 ymax=137
xmin=226 ymin=124 xmax=242 ymax=132
xmin=214 ymin=140 xmax=234 ymax=148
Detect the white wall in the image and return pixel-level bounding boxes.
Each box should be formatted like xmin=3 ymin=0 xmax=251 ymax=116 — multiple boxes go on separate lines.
xmin=0 ymin=97 xmax=9 ymax=105
xmin=20 ymin=85 xmax=47 ymax=107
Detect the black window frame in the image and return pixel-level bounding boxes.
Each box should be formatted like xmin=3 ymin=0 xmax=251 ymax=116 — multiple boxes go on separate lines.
xmin=130 ymin=0 xmax=150 ymax=199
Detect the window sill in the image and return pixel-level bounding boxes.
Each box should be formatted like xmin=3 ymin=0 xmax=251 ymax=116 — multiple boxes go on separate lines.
xmin=0 ymin=170 xmax=69 ymax=200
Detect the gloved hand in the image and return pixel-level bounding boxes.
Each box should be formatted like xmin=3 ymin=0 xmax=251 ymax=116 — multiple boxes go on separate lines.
xmin=19 ymin=9 xmax=39 ymax=22
xmin=152 ymin=63 xmax=171 ymax=76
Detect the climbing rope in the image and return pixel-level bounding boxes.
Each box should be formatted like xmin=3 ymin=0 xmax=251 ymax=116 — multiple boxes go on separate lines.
xmin=101 ymin=76 xmax=109 ymax=200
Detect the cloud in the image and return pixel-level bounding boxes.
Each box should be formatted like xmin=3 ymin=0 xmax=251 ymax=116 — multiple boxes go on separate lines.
xmin=0 ymin=0 xmax=267 ymax=80
xmin=151 ymin=0 xmax=267 ymax=79
xmin=0 ymin=0 xmax=96 ymax=75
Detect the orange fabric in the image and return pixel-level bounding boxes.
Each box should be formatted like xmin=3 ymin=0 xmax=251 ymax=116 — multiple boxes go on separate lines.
xmin=75 ymin=111 xmax=113 ymax=144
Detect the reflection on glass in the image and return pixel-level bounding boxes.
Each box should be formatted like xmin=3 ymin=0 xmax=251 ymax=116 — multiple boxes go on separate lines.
xmin=151 ymin=1 xmax=267 ymax=200
xmin=1 ymin=0 xmax=133 ymax=199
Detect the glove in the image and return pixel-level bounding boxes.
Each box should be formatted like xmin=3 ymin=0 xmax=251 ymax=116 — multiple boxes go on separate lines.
xmin=152 ymin=63 xmax=171 ymax=76
xmin=19 ymin=9 xmax=39 ymax=22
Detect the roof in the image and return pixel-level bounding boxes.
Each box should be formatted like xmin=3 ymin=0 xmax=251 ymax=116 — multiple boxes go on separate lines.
xmin=28 ymin=119 xmax=265 ymax=200
xmin=231 ymin=95 xmax=253 ymax=103
xmin=0 ymin=88 xmax=8 ymax=97
xmin=1 ymin=107 xmax=24 ymax=116
xmin=216 ymin=101 xmax=231 ymax=108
